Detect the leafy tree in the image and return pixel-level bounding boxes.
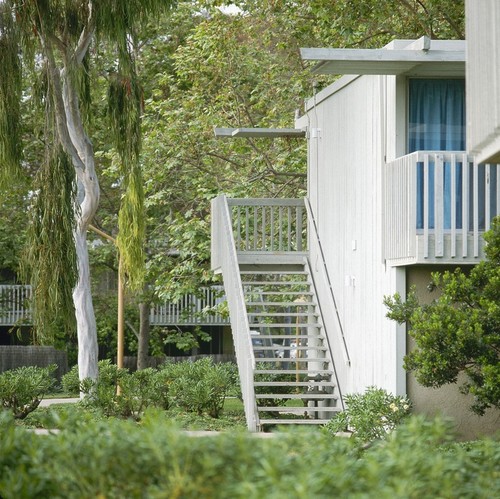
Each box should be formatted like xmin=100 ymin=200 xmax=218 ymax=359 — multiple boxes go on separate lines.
xmin=137 ymin=0 xmax=465 ymax=319
xmin=385 ymin=219 xmax=500 ymax=415
xmin=0 ymin=1 xmax=173 ymax=381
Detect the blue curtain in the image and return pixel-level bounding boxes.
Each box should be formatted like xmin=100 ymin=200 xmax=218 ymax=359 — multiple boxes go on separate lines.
xmin=408 ymin=79 xmax=465 ymax=229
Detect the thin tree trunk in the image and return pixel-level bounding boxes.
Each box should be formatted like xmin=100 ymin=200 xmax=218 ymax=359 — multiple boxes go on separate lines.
xmin=137 ymin=301 xmax=151 ymax=370
xmin=73 ymin=225 xmax=99 ymax=382
xmin=59 ymin=58 xmax=100 ymax=384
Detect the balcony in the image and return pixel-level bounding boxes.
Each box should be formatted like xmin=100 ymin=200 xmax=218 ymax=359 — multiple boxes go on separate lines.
xmin=0 ymin=285 xmax=229 ymax=327
xmin=212 ymin=198 xmax=308 ymax=268
xmin=384 ymin=151 xmax=500 ymax=265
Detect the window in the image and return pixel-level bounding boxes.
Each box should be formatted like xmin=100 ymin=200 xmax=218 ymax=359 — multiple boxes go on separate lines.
xmin=409 ymin=79 xmax=465 ymax=229
xmin=408 ymin=79 xmax=465 ymax=152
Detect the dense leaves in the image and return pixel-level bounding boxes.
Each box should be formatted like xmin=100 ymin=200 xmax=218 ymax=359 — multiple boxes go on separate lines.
xmin=22 ymin=146 xmax=78 ymax=339
xmin=324 ymin=386 xmax=411 ymax=444
xmin=1 ymin=1 xmax=466 ymax=365
xmin=0 ymin=411 xmax=498 ymax=498
xmin=0 ymin=365 xmax=56 ymax=419
xmin=385 ymin=218 xmax=500 ymax=415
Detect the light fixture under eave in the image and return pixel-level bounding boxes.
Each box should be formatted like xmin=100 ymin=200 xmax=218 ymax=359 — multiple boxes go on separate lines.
xmin=214 ymin=127 xmax=306 ymax=138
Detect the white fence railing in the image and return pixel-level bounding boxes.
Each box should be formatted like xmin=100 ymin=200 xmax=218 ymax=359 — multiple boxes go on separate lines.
xmin=0 ymin=285 xmax=32 ymax=326
xmin=227 ymin=198 xmax=307 ymax=253
xmin=0 ymin=285 xmax=229 ymax=327
xmin=212 ymin=194 xmax=257 ymax=431
xmin=385 ymin=151 xmax=500 ymax=262
xmin=150 ymin=286 xmax=229 ymax=326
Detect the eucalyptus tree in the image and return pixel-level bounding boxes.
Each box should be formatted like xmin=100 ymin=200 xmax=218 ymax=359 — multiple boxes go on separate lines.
xmin=0 ymin=0 xmax=173 ymax=382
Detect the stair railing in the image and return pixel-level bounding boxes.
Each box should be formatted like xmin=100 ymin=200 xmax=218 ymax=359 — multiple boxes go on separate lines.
xmin=211 ymin=194 xmax=258 ymax=431
xmin=304 ymin=198 xmax=351 ymax=367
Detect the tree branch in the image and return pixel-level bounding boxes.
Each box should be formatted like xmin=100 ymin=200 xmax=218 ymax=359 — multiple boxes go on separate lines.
xmin=43 ymin=44 xmax=85 ymax=172
xmin=74 ymin=0 xmax=95 ymax=64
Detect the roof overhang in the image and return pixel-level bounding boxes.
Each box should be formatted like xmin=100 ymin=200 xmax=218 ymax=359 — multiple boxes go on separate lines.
xmin=214 ymin=127 xmax=306 ymax=138
xmin=301 ymin=37 xmax=465 ymax=76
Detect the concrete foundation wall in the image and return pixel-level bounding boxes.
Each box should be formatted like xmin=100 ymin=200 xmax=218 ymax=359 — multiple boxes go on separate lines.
xmin=406 ymin=266 xmax=500 ymax=439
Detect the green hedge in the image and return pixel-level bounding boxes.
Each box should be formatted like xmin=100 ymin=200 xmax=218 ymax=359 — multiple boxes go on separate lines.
xmin=62 ymin=358 xmax=237 ymax=419
xmin=0 ymin=365 xmax=56 ymax=419
xmin=0 ymin=412 xmax=498 ymax=498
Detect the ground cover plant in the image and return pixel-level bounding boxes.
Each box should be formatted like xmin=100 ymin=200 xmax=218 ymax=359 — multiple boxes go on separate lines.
xmin=324 ymin=386 xmax=412 ymax=444
xmin=61 ymin=358 xmax=237 ymax=420
xmin=0 ymin=411 xmax=498 ymax=498
xmin=0 ymin=365 xmax=56 ymax=419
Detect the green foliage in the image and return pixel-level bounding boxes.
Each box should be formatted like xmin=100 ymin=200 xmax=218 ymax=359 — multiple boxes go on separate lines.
xmin=385 ymin=218 xmax=500 ymax=415
xmin=0 ymin=411 xmax=498 ymax=498
xmin=108 ymin=68 xmax=146 ymax=290
xmin=91 ymin=293 xmax=140 ymax=360
xmin=64 ymin=360 xmax=169 ymax=419
xmin=0 ymin=365 xmax=56 ymax=419
xmin=22 ymin=146 xmax=78 ymax=340
xmin=324 ymin=386 xmax=411 ymax=444
xmin=161 ymin=325 xmax=212 ymax=351
xmin=167 ymin=358 xmax=237 ymax=418
xmin=63 ymin=358 xmax=237 ymax=419
xmin=0 ymin=15 xmax=22 ymax=185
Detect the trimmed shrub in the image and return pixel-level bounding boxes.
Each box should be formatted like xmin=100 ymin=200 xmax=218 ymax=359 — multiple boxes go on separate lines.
xmin=0 ymin=412 xmax=498 ymax=498
xmin=62 ymin=359 xmax=237 ymax=419
xmin=0 ymin=365 xmax=56 ymax=419
xmin=324 ymin=386 xmax=411 ymax=443
xmin=167 ymin=358 xmax=237 ymax=418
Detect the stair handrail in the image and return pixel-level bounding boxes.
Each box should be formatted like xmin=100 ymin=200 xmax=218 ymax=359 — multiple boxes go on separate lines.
xmin=211 ymin=194 xmax=258 ymax=431
xmin=304 ymin=197 xmax=351 ymax=366
xmin=303 ymin=257 xmax=345 ymax=410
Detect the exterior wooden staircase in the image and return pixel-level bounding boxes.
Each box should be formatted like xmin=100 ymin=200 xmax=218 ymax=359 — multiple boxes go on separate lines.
xmin=242 ymin=262 xmax=340 ymax=429
xmin=212 ymin=195 xmax=343 ymax=431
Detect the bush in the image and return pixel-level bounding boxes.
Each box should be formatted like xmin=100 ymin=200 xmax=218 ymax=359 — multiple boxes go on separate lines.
xmin=62 ymin=359 xmax=237 ymax=419
xmin=324 ymin=386 xmax=411 ymax=444
xmin=167 ymin=358 xmax=237 ymax=418
xmin=0 ymin=412 xmax=498 ymax=498
xmin=79 ymin=361 xmax=172 ymax=419
xmin=0 ymin=365 xmax=56 ymax=419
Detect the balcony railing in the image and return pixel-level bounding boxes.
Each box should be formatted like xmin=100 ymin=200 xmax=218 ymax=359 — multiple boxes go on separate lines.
xmin=0 ymin=285 xmax=32 ymax=326
xmin=218 ymin=198 xmax=307 ymax=265
xmin=0 ymin=285 xmax=228 ymax=327
xmin=150 ymin=286 xmax=229 ymax=325
xmin=385 ymin=151 xmax=500 ymax=264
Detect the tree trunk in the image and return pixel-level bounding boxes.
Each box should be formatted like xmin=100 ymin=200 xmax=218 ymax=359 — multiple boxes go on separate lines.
xmin=73 ymin=225 xmax=99 ymax=382
xmin=137 ymin=301 xmax=151 ymax=370
xmin=58 ymin=60 xmax=100 ymax=384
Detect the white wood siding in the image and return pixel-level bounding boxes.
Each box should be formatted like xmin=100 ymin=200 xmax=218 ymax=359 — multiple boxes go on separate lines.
xmin=466 ymin=0 xmax=500 ymax=163
xmin=305 ymin=75 xmax=405 ymax=396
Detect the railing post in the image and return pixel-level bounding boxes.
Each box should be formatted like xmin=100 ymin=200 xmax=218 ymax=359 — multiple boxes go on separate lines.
xmin=434 ymin=154 xmax=444 ymax=257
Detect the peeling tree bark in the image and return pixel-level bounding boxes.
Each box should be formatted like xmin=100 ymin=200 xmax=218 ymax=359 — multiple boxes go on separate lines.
xmin=49 ymin=42 xmax=100 ymax=383
xmin=63 ymin=83 xmax=100 ymax=383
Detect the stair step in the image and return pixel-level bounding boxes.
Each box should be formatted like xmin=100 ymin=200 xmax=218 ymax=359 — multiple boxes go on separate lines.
xmin=252 ymin=357 xmax=329 ymax=363
xmin=257 ymin=406 xmax=340 ymax=413
xmin=256 ymin=394 xmax=337 ymax=400
xmin=251 ymin=323 xmax=321 ymax=328
xmin=246 ymin=301 xmax=315 ymax=306
xmin=248 ymin=312 xmax=318 ymax=317
xmin=259 ymin=419 xmax=334 ymax=426
xmin=255 ymin=369 xmax=332 ymax=375
xmin=253 ymin=334 xmax=324 ymax=342
xmin=254 ymin=381 xmax=336 ymax=387
xmin=254 ymin=346 xmax=327 ymax=351
xmin=240 ymin=270 xmax=308 ymax=275
xmin=245 ymin=290 xmax=314 ymax=296
xmin=242 ymin=280 xmax=310 ymax=285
